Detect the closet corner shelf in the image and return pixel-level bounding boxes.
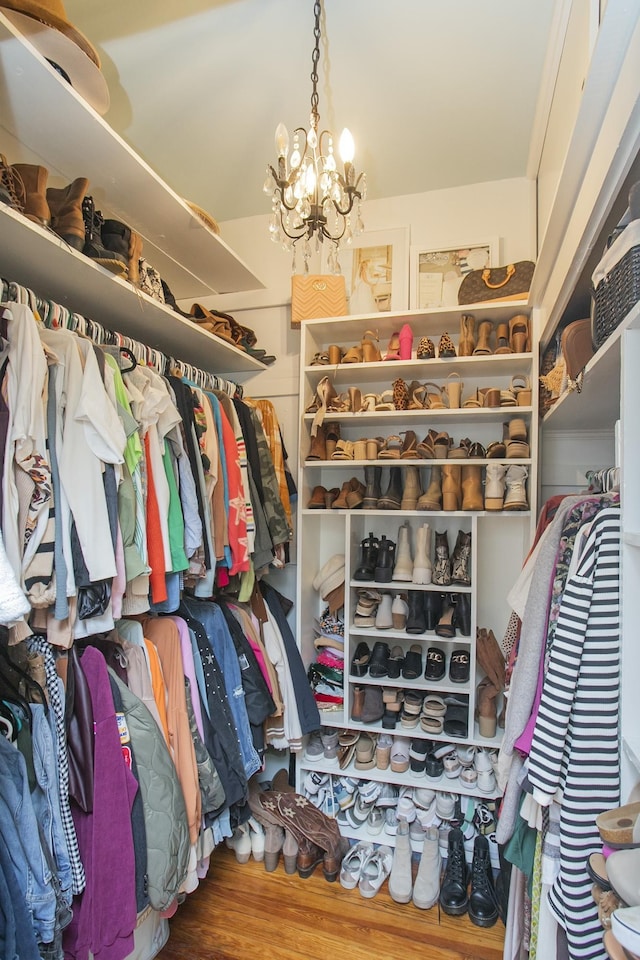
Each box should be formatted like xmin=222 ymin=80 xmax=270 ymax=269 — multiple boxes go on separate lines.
xmin=0 ymin=205 xmax=264 ymax=375
xmin=623 ymin=735 xmax=640 ymax=776
xmin=542 ymin=302 xmax=640 ymax=431
xmin=623 ymin=532 xmax=640 ymax=547
xmin=0 ymin=13 xmax=264 ymax=300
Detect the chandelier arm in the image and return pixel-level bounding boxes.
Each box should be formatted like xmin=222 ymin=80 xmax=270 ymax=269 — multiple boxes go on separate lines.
xmin=330 ymin=190 xmax=361 ymax=218
xmin=321 ymin=219 xmax=346 ymax=243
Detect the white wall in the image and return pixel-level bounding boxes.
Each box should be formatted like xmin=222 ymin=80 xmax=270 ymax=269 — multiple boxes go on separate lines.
xmin=182 ymin=176 xmax=536 ymax=607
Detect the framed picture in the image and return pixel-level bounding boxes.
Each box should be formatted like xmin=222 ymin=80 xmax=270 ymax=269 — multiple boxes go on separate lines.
xmin=335 ymin=227 xmax=410 ymax=313
xmin=410 ymin=239 xmax=499 ymax=309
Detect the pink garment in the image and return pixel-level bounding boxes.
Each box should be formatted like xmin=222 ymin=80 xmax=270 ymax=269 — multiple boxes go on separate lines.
xmin=169 ymin=615 xmax=204 ymax=736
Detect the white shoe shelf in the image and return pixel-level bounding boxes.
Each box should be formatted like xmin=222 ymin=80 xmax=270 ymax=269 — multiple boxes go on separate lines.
xmin=295 ymin=304 xmax=537 ymax=845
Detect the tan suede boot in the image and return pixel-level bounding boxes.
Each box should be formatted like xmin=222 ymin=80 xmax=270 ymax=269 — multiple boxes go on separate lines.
xmin=473 ymin=319 xmax=493 ymax=355
xmin=442 ymin=464 xmax=462 ymax=511
xmin=417 ymin=465 xmax=442 ymax=510
xmin=461 ymin=464 xmax=483 ymax=510
xmin=476 ymin=627 xmax=506 ymax=692
xmin=47 ymin=177 xmax=89 ymax=249
xmin=458 ymin=313 xmax=476 ymax=356
xmin=11 ymin=163 xmax=50 ymax=225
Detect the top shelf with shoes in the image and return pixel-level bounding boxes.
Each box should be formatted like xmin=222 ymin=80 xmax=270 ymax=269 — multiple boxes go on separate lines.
xmin=302 ymin=301 xmax=531 ymax=362
xmin=0 ymin=14 xmax=264 ymax=301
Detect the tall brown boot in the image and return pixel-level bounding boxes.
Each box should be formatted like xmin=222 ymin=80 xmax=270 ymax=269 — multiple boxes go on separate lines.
xmin=473 ymin=319 xmax=493 ymax=355
xmin=47 ymin=177 xmax=89 ymax=249
xmin=461 ymin=464 xmax=483 ymax=510
xmin=417 ymin=464 xmax=442 ymax=510
xmin=441 ymin=464 xmax=462 ymax=511
xmin=458 ymin=313 xmax=476 ymax=356
xmin=11 ymin=163 xmax=50 ymax=225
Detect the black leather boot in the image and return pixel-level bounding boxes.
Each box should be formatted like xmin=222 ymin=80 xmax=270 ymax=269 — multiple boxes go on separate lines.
xmin=452 ymin=593 xmax=471 ymax=637
xmin=439 ymin=827 xmax=468 ymax=915
xmin=363 ymin=466 xmax=382 ymax=510
xmin=354 ymin=533 xmax=379 ymax=581
xmin=451 ymin=529 xmax=472 ymax=586
xmin=433 ymin=531 xmax=452 ymax=586
xmin=82 ymin=196 xmax=129 ymax=274
xmin=374 ymin=536 xmax=396 ymax=582
xmin=377 ymin=467 xmax=403 ymax=509
xmin=406 ymin=590 xmax=427 ymax=633
xmin=468 ymin=835 xmax=499 ymax=927
xmin=423 ymin=591 xmax=443 ymax=631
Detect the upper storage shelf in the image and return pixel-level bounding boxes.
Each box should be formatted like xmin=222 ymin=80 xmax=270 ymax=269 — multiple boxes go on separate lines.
xmin=0 ymin=13 xmax=265 ymax=302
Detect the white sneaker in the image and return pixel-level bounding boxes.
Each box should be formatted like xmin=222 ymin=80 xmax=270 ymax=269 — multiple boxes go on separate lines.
xmin=359 ymin=845 xmax=394 ymax=898
xmin=612 ymin=905 xmax=640 ymax=956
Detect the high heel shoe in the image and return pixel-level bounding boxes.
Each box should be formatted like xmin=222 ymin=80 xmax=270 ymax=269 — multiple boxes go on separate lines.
xmin=361 ymin=330 xmax=381 ymax=362
xmin=438 ymin=332 xmax=457 ymax=358
xmin=417 ymin=336 xmax=435 ymax=359
xmin=399 ymin=323 xmax=413 ymax=360
xmin=385 ymin=331 xmax=401 ymax=360
xmin=509 ymin=314 xmax=530 ymax=353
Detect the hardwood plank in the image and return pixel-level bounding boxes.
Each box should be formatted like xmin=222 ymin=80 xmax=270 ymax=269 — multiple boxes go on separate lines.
xmin=158 ymin=846 xmax=504 ymax=960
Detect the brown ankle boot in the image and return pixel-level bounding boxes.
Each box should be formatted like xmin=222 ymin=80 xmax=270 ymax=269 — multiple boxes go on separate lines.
xmin=441 ymin=464 xmax=462 ymax=511
xmin=458 ymin=313 xmax=476 ymax=356
xmin=11 ymin=163 xmax=50 ymax=225
xmin=47 ymin=177 xmax=89 ymax=249
xmin=461 ymin=464 xmax=483 ymax=510
xmin=473 ymin=319 xmax=493 ymax=355
xmin=306 ymin=424 xmax=327 ymax=460
xmin=417 ymin=464 xmax=442 ymax=510
xmin=476 ymin=677 xmax=499 ymax=738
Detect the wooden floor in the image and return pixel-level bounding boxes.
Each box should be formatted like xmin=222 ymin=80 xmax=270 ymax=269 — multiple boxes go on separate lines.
xmin=158 ymin=845 xmax=505 ymax=960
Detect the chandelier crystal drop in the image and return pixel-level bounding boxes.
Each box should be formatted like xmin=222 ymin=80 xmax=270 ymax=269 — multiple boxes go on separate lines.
xmin=264 ymin=0 xmax=366 ymax=265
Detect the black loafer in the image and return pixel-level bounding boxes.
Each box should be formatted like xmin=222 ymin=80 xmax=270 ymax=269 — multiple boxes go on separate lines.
xmin=449 ymin=649 xmax=470 ymax=683
xmin=425 ymin=646 xmax=446 ymax=680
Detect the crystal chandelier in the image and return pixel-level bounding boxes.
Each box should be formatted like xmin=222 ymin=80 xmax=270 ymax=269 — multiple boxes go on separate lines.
xmin=263 ymin=0 xmax=367 ymax=273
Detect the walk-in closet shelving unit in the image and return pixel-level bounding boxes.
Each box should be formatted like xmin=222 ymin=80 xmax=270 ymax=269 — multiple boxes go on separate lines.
xmin=530 ymin=4 xmax=640 ymax=801
xmin=295 ymin=304 xmax=537 ymax=844
xmin=0 ymin=12 xmax=264 ymax=376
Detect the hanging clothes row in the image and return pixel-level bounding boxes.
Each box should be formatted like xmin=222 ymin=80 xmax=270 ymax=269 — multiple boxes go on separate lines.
xmin=0 ymin=294 xmax=295 ymax=643
xmin=0 ymin=277 xmax=242 ymax=397
xmin=0 ymin=581 xmax=320 ymax=960
xmin=495 ymin=491 xmax=621 ymax=960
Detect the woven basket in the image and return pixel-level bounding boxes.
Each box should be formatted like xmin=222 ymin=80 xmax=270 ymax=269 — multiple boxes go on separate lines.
xmin=592 ymin=220 xmax=640 ymax=349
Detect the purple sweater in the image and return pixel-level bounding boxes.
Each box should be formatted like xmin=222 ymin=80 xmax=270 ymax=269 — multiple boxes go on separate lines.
xmin=63 ymin=647 xmax=138 ymax=960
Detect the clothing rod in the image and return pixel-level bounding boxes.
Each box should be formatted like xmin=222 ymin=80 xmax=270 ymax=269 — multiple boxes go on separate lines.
xmin=0 ymin=275 xmax=243 ymax=398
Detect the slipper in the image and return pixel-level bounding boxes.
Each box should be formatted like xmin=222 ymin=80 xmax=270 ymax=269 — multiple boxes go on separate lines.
xmin=402 ymin=644 xmax=423 ymax=680
xmin=354 ymin=732 xmax=377 ymax=770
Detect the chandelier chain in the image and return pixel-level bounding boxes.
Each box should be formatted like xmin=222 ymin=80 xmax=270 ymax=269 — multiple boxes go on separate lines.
xmin=310 ymin=0 xmax=321 ymax=126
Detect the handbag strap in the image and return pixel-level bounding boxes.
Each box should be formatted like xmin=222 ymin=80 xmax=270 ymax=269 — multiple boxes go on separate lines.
xmin=482 ymin=264 xmax=515 ymax=289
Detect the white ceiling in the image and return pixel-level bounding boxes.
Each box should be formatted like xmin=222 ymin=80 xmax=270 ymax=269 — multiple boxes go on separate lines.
xmin=64 ymin=0 xmax=558 ymax=224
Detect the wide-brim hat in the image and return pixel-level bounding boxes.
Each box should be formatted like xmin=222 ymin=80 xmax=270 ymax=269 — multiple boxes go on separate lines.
xmin=312 ymin=554 xmax=345 ymax=597
xmin=1 ymin=2 xmax=110 ymax=115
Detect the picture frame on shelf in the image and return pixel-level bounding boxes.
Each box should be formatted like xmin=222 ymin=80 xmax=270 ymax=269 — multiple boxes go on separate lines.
xmin=335 ymin=226 xmax=410 ymax=314
xmin=409 ymin=238 xmax=499 ymax=309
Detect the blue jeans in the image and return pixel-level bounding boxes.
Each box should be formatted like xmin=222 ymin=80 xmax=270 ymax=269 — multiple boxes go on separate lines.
xmin=31 ymin=704 xmax=73 ymax=907
xmin=0 ymin=733 xmax=56 ymax=943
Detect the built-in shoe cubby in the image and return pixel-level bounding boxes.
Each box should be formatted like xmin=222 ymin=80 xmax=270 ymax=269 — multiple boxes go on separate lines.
xmin=296 ymin=305 xmax=536 ymax=845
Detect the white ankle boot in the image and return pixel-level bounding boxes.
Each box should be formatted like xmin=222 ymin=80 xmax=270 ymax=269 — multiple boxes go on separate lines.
xmin=375 ymin=593 xmax=393 ymax=629
xmin=412 ymin=523 xmax=433 ymax=584
xmin=484 ymin=463 xmax=507 ymax=510
xmin=388 ymin=819 xmax=413 ymax=903
xmin=393 ymin=523 xmax=413 ymax=580
xmin=412 ymin=826 xmax=441 ymax=909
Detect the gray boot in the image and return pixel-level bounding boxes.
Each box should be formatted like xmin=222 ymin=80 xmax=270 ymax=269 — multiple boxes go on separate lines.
xmin=388 ymin=818 xmax=413 ymax=904
xmin=413 ymin=826 xmax=441 ymax=909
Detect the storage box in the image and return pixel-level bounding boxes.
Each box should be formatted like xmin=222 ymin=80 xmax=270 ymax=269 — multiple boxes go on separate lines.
xmin=592 ymin=219 xmax=640 ymax=349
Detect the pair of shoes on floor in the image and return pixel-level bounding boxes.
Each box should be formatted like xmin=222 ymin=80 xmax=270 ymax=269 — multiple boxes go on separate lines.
xmin=339 ymin=840 xmax=393 ymax=897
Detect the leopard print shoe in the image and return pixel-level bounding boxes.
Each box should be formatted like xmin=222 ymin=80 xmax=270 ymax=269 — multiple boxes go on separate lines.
xmin=438 ymin=332 xmax=457 ymax=358
xmin=417 ymin=336 xmax=435 ymax=359
xmin=392 ymin=377 xmax=409 ymax=410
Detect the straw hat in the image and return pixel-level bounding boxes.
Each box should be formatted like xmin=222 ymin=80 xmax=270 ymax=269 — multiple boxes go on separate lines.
xmin=1 ymin=1 xmax=110 ymax=114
